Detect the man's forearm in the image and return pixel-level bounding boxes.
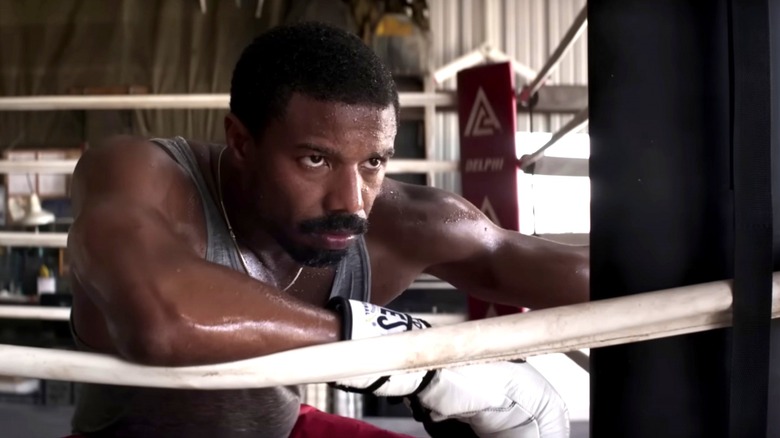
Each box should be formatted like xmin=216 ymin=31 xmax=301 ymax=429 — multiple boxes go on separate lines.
xmin=90 ymin=259 xmax=342 ymax=367
xmin=488 ymin=239 xmax=590 ymax=310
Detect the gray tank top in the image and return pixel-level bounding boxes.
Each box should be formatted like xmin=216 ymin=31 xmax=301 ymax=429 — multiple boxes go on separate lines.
xmin=69 ymin=136 xmax=372 ymax=437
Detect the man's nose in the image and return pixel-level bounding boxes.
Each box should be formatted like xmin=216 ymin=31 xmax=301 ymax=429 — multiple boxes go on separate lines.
xmin=324 ymin=166 xmax=365 ymax=215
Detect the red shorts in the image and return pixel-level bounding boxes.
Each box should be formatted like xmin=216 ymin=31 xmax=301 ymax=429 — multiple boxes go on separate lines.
xmin=289 ymin=404 xmax=416 ymax=438
xmin=63 ymin=404 xmax=416 ymax=438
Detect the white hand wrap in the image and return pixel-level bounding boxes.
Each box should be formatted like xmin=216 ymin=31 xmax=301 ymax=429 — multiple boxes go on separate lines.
xmin=329 ymin=297 xmax=431 ymax=340
xmin=327 ymin=297 xmax=433 ymax=395
xmin=327 ymin=298 xmax=570 ymax=437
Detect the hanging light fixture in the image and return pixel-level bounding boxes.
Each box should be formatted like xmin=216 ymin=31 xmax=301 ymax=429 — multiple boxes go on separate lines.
xmin=18 ymin=193 xmax=55 ymax=227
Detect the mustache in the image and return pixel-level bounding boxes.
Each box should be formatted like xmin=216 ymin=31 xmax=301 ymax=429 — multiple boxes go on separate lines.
xmin=298 ymin=213 xmax=368 ymax=235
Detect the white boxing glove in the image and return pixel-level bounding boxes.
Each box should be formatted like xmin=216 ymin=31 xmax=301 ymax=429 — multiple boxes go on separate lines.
xmin=327 ymin=297 xmax=434 ymax=394
xmin=408 ymin=361 xmax=570 ymax=438
xmin=327 ymin=298 xmax=570 ymax=437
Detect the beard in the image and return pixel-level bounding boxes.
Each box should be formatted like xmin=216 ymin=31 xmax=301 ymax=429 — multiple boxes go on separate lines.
xmin=269 ymin=213 xmax=369 ymax=268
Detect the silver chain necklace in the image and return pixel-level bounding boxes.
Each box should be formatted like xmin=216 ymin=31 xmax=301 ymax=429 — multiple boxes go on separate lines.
xmin=216 ymin=147 xmax=303 ymax=292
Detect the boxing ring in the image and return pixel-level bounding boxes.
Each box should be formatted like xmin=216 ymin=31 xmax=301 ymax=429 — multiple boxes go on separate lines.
xmin=0 ymin=91 xmax=686 ymax=412
xmin=5 ymin=5 xmax=775 ymax=435
xmin=0 ymin=2 xmax=599 ymax=393
xmin=0 ymin=144 xmax=769 ymax=392
xmin=0 ymin=120 xmax=737 ymax=392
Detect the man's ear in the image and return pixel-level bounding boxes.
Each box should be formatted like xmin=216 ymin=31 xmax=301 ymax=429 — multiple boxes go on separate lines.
xmin=224 ymin=113 xmax=254 ymax=159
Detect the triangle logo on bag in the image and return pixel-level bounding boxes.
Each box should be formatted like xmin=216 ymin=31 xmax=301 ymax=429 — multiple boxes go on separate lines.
xmin=464 ymin=87 xmax=502 ymax=137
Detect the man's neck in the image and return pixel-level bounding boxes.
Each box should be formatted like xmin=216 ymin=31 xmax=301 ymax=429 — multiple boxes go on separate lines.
xmin=218 ymin=153 xmax=300 ymax=276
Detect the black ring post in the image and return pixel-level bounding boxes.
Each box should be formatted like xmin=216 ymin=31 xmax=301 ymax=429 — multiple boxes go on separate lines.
xmin=588 ymin=0 xmax=776 ymax=436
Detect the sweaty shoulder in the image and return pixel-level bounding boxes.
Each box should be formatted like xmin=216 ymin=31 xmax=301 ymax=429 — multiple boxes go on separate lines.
xmin=72 ymin=136 xmax=188 ymax=211
xmin=71 ymin=135 xmax=207 ymax=254
xmin=367 ymin=178 xmax=495 ymax=271
xmin=370 ymin=178 xmax=481 ymax=225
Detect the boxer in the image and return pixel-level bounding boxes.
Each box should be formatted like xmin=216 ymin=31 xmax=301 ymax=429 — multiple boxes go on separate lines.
xmin=66 ymin=21 xmax=588 ymax=437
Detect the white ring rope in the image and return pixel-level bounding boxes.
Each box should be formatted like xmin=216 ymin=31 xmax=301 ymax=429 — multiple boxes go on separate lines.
xmin=0 ymin=158 xmax=457 ymax=176
xmin=0 ymin=273 xmax=777 ymax=389
xmin=522 ymin=5 xmax=588 ymax=103
xmin=387 ymin=159 xmax=459 ymax=174
xmin=0 ymin=232 xmax=68 ymax=248
xmin=0 ymin=306 xmax=463 ymax=326
xmin=0 ymin=93 xmax=456 ymax=111
xmin=0 ymin=306 xmax=591 ymax=372
xmin=0 ymin=305 xmax=70 ymax=321
xmin=0 ymin=157 xmax=460 ymax=248
xmin=519 ymin=108 xmax=589 ymax=170
xmin=0 ymin=160 xmax=78 ymax=174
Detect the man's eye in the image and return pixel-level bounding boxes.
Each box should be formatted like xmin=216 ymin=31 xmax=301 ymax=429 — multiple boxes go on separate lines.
xmin=301 ymin=156 xmax=327 ymax=168
xmin=364 ymin=157 xmax=385 ymax=170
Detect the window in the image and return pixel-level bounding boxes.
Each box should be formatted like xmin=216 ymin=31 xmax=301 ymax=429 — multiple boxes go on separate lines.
xmin=515 ymin=132 xmax=590 ymax=235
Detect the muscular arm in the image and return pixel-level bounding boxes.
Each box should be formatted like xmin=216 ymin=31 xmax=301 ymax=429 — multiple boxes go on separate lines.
xmin=68 ymin=137 xmax=340 ymax=367
xmin=369 ymin=179 xmax=589 ymax=309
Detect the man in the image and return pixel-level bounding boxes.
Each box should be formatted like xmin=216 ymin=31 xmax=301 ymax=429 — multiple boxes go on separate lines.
xmin=67 ymin=22 xmax=588 ymax=437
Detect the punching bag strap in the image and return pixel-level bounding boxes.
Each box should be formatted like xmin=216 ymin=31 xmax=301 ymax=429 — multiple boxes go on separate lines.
xmin=728 ymin=1 xmax=773 ymax=436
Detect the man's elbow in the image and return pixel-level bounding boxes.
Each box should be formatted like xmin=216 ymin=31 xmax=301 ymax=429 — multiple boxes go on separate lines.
xmin=108 ymin=297 xmax=189 ymax=367
xmin=113 ymin=319 xmax=181 ymax=367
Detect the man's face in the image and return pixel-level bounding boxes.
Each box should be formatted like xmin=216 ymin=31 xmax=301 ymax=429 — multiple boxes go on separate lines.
xmin=237 ymin=94 xmax=396 ymax=267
